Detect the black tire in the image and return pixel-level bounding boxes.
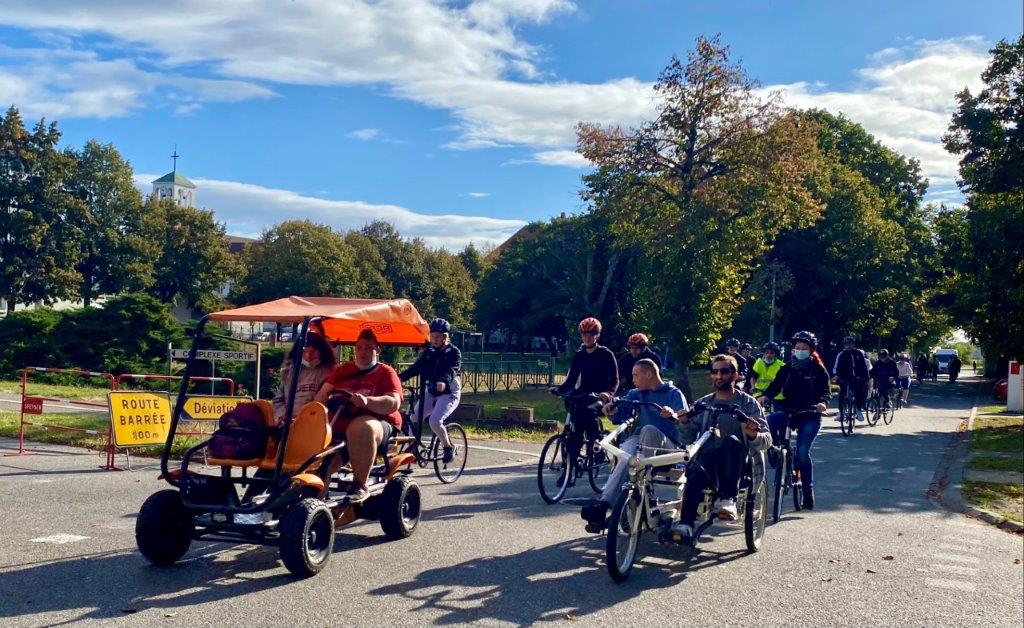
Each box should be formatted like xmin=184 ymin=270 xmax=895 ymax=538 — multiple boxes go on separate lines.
xmin=792 ymin=463 xmax=804 ymax=512
xmin=745 ymin=480 xmax=767 ymax=553
xmin=884 ymin=394 xmax=896 ymax=425
xmin=136 ymin=489 xmax=193 ymax=566
xmin=537 ymin=433 xmax=571 ymax=504
xmin=279 ymin=498 xmax=334 ymax=578
xmin=772 ymin=448 xmax=786 ymax=524
xmin=866 ymin=397 xmax=879 ymax=426
xmin=588 ymin=438 xmax=613 ymax=493
xmin=606 ymin=486 xmax=643 ymax=582
xmin=379 ymin=476 xmax=421 ymax=539
xmin=840 ymin=397 xmax=855 ymax=436
xmin=432 ymin=423 xmax=468 ymax=484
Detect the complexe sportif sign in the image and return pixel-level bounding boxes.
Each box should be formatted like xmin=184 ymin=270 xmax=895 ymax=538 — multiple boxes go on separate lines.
xmin=108 ymin=391 xmax=172 ymax=447
xmin=171 ymin=349 xmax=257 ymax=362
xmin=181 ymin=395 xmax=253 ymax=420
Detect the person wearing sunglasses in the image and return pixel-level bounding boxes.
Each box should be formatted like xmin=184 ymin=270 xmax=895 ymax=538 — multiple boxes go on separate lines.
xmin=549 ymin=317 xmax=619 ymax=462
xmin=674 ymin=354 xmax=770 ymax=536
xmin=757 ymin=330 xmax=831 ymax=509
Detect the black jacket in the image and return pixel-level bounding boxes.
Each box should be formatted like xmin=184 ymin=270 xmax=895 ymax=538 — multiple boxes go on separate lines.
xmin=616 ymin=348 xmax=663 ymax=394
xmin=835 ymin=348 xmax=870 ymax=380
xmin=763 ymin=360 xmax=831 ymax=411
xmin=399 ymin=343 xmax=461 ymax=395
xmin=557 ymin=344 xmax=618 ymax=397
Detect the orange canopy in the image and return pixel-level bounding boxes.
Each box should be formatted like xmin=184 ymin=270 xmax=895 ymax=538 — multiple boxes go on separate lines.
xmin=209 ymin=296 xmax=429 ymax=346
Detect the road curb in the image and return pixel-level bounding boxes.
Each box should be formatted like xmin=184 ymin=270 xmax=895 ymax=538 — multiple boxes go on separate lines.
xmin=934 ymin=391 xmax=1024 ymax=534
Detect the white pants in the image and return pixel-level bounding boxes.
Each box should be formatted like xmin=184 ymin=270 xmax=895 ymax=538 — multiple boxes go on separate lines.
xmin=600 ymin=425 xmax=675 ymax=503
xmin=415 ymin=381 xmax=461 ymax=448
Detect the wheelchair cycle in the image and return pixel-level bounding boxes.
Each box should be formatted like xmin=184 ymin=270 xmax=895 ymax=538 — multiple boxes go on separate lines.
xmin=598 ymin=402 xmax=767 ymax=582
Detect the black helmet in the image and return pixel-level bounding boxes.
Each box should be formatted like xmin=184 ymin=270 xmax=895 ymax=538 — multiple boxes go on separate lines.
xmin=878 ymin=349 xmax=890 ymax=358
xmin=843 ymin=335 xmax=856 ymax=344
xmin=741 ymin=343 xmax=753 ymax=351
xmin=791 ymin=330 xmax=817 ymax=347
xmin=429 ymin=318 xmax=451 ymax=333
xmin=726 ymin=338 xmax=741 ymax=347
xmin=762 ymin=342 xmax=781 ymax=353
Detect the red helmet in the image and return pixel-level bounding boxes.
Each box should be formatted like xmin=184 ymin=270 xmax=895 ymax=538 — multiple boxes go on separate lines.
xmin=628 ymin=333 xmax=649 ymax=347
xmin=578 ymin=317 xmax=602 ymax=334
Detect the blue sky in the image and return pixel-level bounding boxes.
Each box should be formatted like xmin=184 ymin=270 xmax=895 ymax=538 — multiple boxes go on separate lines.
xmin=0 ymin=1 xmax=1020 ymax=248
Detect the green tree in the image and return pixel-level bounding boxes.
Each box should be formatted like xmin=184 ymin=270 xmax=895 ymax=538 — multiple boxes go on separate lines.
xmin=941 ymin=36 xmax=1024 ymax=365
xmin=143 ymin=196 xmax=237 ymax=310
xmin=71 ymin=140 xmax=154 ymax=306
xmin=578 ymin=36 xmax=822 ymax=396
xmin=458 ymin=243 xmax=491 ymax=283
xmin=0 ymin=106 xmax=84 ymax=306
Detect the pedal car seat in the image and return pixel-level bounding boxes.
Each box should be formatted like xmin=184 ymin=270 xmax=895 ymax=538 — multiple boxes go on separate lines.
xmin=206 ymin=399 xmax=278 ymax=468
xmin=258 ymin=401 xmax=331 ymax=474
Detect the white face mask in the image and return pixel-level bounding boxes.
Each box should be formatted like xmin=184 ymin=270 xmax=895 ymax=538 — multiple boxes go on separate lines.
xmin=301 ymin=357 xmax=319 ymax=368
xmin=763 ymin=357 xmax=776 ymax=365
xmin=793 ymin=349 xmax=810 ymax=361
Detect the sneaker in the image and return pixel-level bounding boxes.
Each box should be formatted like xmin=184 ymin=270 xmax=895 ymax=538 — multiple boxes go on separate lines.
xmin=580 ymin=501 xmax=609 ymax=532
xmin=345 ymin=484 xmax=370 ymax=504
xmin=717 ymin=498 xmax=738 ymax=521
xmin=442 ymin=446 xmax=455 ymax=464
xmin=855 ymin=410 xmax=866 ymax=422
xmin=670 ymin=523 xmax=694 ymax=540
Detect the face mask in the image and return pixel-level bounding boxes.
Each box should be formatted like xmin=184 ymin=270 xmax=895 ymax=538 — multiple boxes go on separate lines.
xmin=793 ymin=349 xmax=810 ymax=361
xmin=301 ymin=357 xmax=319 ymax=368
xmin=763 ymin=357 xmax=775 ymax=365
xmin=363 ymin=358 xmax=378 ymax=369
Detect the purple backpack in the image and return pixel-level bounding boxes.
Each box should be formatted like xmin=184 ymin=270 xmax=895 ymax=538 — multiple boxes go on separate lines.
xmin=208 ymin=402 xmax=268 ymax=460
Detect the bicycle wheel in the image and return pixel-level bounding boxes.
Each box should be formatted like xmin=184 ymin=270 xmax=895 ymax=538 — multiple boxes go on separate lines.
xmin=883 ymin=397 xmax=896 ymax=425
xmin=432 ymin=423 xmax=468 ymax=484
xmin=537 ymin=434 xmax=571 ymax=504
xmin=745 ymin=480 xmax=767 ymax=552
xmin=866 ymin=397 xmax=879 ymax=426
xmin=588 ymin=440 xmax=613 ymax=493
xmin=792 ymin=465 xmax=804 ymax=511
xmin=606 ymin=486 xmax=643 ymax=582
xmin=772 ymin=448 xmax=786 ymax=523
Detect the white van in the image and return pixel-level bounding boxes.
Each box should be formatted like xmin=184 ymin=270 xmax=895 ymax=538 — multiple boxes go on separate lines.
xmin=934 ymin=348 xmax=959 ymax=374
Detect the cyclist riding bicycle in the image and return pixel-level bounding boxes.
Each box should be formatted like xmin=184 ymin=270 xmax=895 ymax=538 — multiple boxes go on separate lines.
xmin=750 ymin=342 xmax=785 ymax=403
xmin=832 ymin=335 xmax=871 ymax=422
xmin=759 ymin=330 xmax=831 ymax=509
xmin=724 ymin=338 xmax=750 ymax=378
xmin=895 ymin=354 xmax=914 ymax=406
xmin=615 ymin=333 xmax=662 ymax=395
xmin=674 ymin=354 xmax=770 ymax=538
xmin=580 ymin=358 xmax=687 ymax=532
xmin=399 ymin=318 xmax=462 ymax=464
xmin=549 ymin=317 xmax=618 ymax=461
xmin=740 ymin=343 xmax=756 ymax=391
xmin=869 ymin=349 xmax=899 ymax=409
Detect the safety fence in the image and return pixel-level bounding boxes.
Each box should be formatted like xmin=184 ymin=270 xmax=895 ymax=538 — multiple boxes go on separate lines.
xmin=2 ymin=367 xmax=246 ymax=471
xmin=397 ymin=359 xmax=557 ymax=394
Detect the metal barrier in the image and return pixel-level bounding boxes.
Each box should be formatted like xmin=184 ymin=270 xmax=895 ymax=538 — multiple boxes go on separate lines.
xmin=3 ymin=366 xmax=121 ymax=470
xmin=397 ymin=360 xmax=555 ymax=394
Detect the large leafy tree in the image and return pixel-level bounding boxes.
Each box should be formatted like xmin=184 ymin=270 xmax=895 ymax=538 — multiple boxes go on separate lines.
xmin=0 ymin=106 xmax=84 ymax=306
xmin=940 ymin=36 xmax=1024 ymax=365
xmin=71 ymin=140 xmax=154 ymax=306
xmin=577 ymin=36 xmax=822 ymax=396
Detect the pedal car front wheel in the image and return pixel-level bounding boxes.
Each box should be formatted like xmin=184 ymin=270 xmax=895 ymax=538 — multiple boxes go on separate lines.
xmin=380 ymin=476 xmax=421 ymax=539
xmin=136 ymin=489 xmax=193 ymax=565
xmin=280 ymin=498 xmax=334 ymax=578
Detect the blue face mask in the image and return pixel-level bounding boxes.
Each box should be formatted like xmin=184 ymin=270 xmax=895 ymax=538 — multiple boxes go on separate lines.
xmin=792 ymin=349 xmax=810 ymax=361
xmin=763 ymin=357 xmax=776 ymax=365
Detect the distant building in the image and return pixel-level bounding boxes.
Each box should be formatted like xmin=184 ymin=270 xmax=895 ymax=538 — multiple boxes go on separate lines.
xmin=152 ymin=170 xmax=197 ymax=208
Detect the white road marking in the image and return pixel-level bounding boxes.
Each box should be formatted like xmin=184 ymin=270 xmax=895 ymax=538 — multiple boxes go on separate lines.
xmin=928 ymin=553 xmax=980 ymax=565
xmin=926 ymin=578 xmax=976 ymax=592
xmin=930 ymin=563 xmax=978 ymax=576
xmin=30 ymin=533 xmax=90 ymax=544
xmin=468 ymin=444 xmax=541 ymax=457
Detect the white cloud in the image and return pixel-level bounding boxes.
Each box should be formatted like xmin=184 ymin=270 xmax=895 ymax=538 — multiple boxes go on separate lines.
xmin=531 ymin=150 xmax=591 ymax=168
xmin=133 ymin=173 xmax=524 ymax=250
xmin=346 ymin=128 xmax=380 ymax=141
xmin=462 ymin=192 xmax=490 ymax=198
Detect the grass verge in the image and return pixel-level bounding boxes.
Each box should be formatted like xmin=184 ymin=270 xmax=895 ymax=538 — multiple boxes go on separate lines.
xmin=970 ymin=413 xmax=1024 ymax=454
xmin=967 ymin=455 xmax=1024 ymax=473
xmin=962 ymin=407 xmax=1024 ymax=524
xmin=962 ymin=480 xmax=1024 ymax=523
xmin=0 ymin=380 xmax=110 ymax=402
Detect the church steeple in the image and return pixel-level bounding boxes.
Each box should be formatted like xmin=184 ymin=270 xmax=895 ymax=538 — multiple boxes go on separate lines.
xmin=152 ymin=146 xmax=196 ymax=208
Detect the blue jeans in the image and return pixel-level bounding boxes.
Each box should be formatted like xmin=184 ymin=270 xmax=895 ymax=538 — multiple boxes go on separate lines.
xmin=767 ymin=411 xmax=821 ymax=489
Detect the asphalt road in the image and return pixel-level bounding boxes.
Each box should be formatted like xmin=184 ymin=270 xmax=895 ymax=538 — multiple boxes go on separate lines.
xmin=1 ymin=374 xmax=1021 ymax=627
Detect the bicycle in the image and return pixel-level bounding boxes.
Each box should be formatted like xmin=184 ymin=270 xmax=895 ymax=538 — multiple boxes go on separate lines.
xmin=600 ymin=402 xmax=766 ymax=582
xmin=398 ymin=385 xmax=469 ymax=483
xmin=836 ymin=379 xmax=857 ymax=436
xmin=769 ymin=409 xmax=819 ymax=521
xmin=537 ymin=391 xmax=612 ymax=504
xmin=865 ymin=382 xmax=897 ymax=426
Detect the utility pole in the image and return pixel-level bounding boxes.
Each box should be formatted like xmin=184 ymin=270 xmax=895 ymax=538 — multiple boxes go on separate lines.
xmin=769 ymin=264 xmax=777 ymax=343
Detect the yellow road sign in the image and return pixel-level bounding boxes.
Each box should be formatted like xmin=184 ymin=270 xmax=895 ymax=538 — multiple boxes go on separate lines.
xmin=182 ymin=395 xmax=252 ymax=420
xmin=108 ymin=391 xmax=172 ymax=447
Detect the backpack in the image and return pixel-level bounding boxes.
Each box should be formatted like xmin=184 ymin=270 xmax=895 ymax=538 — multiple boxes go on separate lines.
xmin=208 ymin=402 xmax=268 ymax=460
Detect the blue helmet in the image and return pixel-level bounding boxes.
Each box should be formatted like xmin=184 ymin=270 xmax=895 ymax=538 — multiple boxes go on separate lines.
xmin=429 ymin=318 xmax=451 ymax=333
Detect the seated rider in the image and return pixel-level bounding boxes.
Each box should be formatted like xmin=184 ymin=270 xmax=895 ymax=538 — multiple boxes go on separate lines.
xmin=580 ymin=359 xmax=688 ymax=532
xmin=674 ymin=354 xmax=770 ymax=538
xmin=833 ymin=335 xmax=872 ymax=422
xmin=316 ymin=329 xmax=403 ymax=503
xmin=895 ymin=354 xmax=914 ymax=406
xmin=399 ymin=317 xmax=462 ymax=463
xmin=869 ymin=349 xmax=899 ymax=408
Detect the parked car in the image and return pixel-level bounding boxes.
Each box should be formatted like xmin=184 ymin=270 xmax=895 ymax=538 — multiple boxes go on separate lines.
xmin=993 ymin=379 xmax=1008 ymax=403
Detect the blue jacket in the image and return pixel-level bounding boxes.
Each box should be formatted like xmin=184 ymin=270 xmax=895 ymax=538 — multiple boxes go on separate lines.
xmin=613 ymin=382 xmax=689 ymax=445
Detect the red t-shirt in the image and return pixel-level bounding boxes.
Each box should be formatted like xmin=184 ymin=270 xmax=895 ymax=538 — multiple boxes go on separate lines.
xmin=325 ymin=362 xmax=403 ymax=428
